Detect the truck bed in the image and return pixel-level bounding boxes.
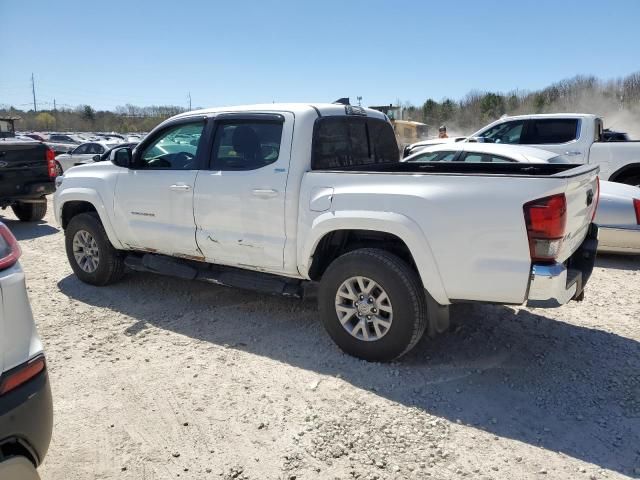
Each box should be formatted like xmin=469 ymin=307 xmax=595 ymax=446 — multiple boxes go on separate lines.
xmin=315 ymin=161 xmax=596 ymax=177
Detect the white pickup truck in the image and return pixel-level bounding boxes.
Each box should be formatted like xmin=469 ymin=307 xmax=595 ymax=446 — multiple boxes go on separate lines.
xmin=54 ymin=103 xmax=600 ymax=361
xmin=469 ymin=113 xmax=640 ymax=186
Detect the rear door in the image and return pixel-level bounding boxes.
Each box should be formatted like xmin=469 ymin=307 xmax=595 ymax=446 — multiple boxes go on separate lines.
xmin=112 ymin=119 xmax=206 ymax=257
xmin=193 ymin=113 xmax=293 ymax=270
xmin=521 ymin=118 xmax=586 ymax=162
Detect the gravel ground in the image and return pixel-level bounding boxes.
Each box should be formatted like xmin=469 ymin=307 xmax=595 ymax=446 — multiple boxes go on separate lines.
xmin=3 ymin=199 xmax=640 ymax=480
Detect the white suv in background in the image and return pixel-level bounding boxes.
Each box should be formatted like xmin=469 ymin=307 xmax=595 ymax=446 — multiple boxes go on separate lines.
xmin=0 ymin=222 xmax=52 ymax=479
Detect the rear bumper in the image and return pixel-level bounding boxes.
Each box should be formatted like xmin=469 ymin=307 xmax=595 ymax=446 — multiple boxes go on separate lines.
xmin=0 ymin=182 xmax=55 ymax=206
xmin=597 ymin=226 xmax=640 ymax=254
xmin=0 ymin=368 xmax=53 ymax=467
xmin=527 ymin=223 xmax=598 ymax=308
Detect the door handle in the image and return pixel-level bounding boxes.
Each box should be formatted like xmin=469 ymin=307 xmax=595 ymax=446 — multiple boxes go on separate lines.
xmin=564 ymin=151 xmax=581 ymax=156
xmin=169 ymin=184 xmax=192 ymax=191
xmin=252 ymin=188 xmax=278 ymax=198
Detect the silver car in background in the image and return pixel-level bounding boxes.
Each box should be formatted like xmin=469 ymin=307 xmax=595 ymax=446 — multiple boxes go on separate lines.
xmin=403 ymin=143 xmax=640 ymax=254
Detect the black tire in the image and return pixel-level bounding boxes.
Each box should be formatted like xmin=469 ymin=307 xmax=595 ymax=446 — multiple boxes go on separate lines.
xmin=318 ymin=248 xmax=428 ymax=362
xmin=11 ymin=200 xmax=47 ymax=222
xmin=65 ymin=213 xmax=125 ymax=286
xmin=618 ymin=174 xmax=640 ymax=188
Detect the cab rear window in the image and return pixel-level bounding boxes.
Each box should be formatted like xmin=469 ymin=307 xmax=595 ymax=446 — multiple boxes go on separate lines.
xmin=523 ymin=119 xmax=579 ymax=144
xmin=312 ymin=117 xmax=399 ymax=169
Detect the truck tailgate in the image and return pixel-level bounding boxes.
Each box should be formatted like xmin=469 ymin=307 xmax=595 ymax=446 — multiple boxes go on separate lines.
xmin=552 ymin=165 xmax=599 ymax=262
xmin=0 ymin=141 xmax=52 ymax=199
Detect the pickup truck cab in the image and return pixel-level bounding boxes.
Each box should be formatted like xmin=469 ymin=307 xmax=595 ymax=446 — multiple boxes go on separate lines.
xmin=469 ymin=113 xmax=640 ymax=186
xmin=54 ymin=104 xmax=600 ymax=361
xmin=0 ymin=118 xmax=57 ymax=221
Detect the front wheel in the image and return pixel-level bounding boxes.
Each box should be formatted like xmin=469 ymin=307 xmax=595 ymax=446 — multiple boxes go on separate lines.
xmin=11 ymin=200 xmax=47 ymax=222
xmin=65 ymin=213 xmax=125 ymax=285
xmin=318 ymin=248 xmax=428 ymax=362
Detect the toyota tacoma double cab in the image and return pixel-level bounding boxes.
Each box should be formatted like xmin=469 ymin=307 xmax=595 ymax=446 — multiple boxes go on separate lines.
xmin=0 ymin=118 xmax=57 ymax=222
xmin=54 ymin=103 xmax=600 ymax=361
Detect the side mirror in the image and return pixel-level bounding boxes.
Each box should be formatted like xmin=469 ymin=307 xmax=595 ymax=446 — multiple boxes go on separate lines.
xmin=112 ymin=147 xmax=132 ymax=168
xmin=67 ymin=148 xmax=74 ymax=154
xmin=92 ymin=154 xmax=101 ymax=162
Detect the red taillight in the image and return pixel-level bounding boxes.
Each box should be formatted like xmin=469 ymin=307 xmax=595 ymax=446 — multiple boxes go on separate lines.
xmin=591 ymin=177 xmax=600 ymax=221
xmin=0 ymin=356 xmax=46 ymax=396
xmin=634 ymin=198 xmax=640 ymax=225
xmin=0 ymin=224 xmax=21 ymax=270
xmin=46 ymin=147 xmax=57 ymax=178
xmin=524 ymin=193 xmax=567 ymax=262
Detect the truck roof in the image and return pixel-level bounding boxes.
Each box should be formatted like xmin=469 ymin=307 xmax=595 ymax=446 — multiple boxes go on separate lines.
xmin=497 ymin=113 xmax=599 ymax=121
xmin=173 ymin=103 xmax=388 ymax=121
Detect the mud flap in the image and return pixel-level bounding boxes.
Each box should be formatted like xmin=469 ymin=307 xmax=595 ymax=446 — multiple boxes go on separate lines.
xmin=425 ymin=289 xmax=450 ymax=337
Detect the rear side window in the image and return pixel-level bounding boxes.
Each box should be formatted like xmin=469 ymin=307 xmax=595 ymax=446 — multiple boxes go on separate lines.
xmin=407 ymin=151 xmax=456 ymax=163
xmin=460 ymin=152 xmax=513 ymax=163
xmin=312 ymin=117 xmax=399 ymax=169
xmin=211 ymin=122 xmax=283 ymax=170
xmin=523 ymin=119 xmax=579 ymax=144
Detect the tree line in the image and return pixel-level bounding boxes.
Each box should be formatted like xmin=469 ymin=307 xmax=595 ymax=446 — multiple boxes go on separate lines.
xmin=1 ymin=71 xmax=640 ymax=135
xmin=0 ymin=104 xmax=188 ymax=133
xmin=402 ymin=72 xmax=640 ymax=136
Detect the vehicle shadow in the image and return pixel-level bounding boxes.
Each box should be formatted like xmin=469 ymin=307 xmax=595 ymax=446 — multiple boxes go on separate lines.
xmin=1 ymin=217 xmax=60 ymax=241
xmin=58 ymin=272 xmax=640 ymax=477
xmin=595 ymin=253 xmax=640 ymax=271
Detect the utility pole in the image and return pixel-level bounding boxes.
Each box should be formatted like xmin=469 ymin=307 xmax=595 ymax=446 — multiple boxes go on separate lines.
xmin=188 ymin=92 xmax=192 ymax=111
xmin=357 ymin=96 xmax=362 ymax=106
xmin=31 ymin=73 xmax=37 ymax=112
xmin=53 ymin=98 xmax=57 ymax=111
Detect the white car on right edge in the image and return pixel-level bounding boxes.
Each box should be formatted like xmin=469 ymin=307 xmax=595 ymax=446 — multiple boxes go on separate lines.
xmin=403 ymin=143 xmax=640 ymax=254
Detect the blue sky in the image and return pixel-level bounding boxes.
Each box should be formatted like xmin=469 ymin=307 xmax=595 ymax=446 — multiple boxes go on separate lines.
xmin=1 ymin=0 xmax=639 ymax=111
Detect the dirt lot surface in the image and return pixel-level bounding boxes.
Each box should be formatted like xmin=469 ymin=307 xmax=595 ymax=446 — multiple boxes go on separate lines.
xmin=4 ymin=200 xmax=640 ymax=480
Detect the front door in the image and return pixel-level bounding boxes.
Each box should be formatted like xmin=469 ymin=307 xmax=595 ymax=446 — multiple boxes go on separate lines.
xmin=113 ymin=120 xmax=206 ymax=257
xmin=193 ymin=113 xmax=293 ymax=271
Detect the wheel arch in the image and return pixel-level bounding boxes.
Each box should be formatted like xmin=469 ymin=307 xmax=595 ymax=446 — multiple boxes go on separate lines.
xmin=57 ymin=189 xmax=123 ymax=249
xmin=607 ymin=162 xmax=640 ymax=184
xmin=299 ymin=211 xmax=449 ymax=305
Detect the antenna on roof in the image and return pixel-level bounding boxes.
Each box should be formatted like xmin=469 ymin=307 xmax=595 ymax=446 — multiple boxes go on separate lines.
xmin=333 ymin=97 xmax=350 ymax=105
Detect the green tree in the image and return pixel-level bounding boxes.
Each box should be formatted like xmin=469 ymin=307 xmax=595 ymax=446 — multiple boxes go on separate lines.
xmin=35 ymin=112 xmax=56 ymax=130
xmin=82 ymin=105 xmax=95 ymax=122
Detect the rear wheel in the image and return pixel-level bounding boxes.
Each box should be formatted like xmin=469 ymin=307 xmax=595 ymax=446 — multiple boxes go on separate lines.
xmin=318 ymin=248 xmax=428 ymax=362
xmin=65 ymin=213 xmax=125 ymax=285
xmin=11 ymin=200 xmax=47 ymax=222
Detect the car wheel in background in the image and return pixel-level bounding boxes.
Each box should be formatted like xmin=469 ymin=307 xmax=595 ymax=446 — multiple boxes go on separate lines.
xmin=11 ymin=200 xmax=47 ymax=222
